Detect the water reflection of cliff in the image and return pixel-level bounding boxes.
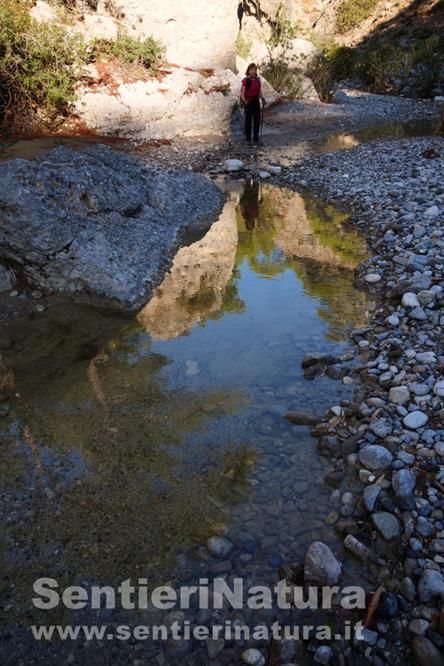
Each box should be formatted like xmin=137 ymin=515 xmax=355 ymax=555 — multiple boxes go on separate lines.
xmin=138 ymin=186 xmax=243 ymax=339
xmin=139 ymin=181 xmax=369 ymax=342
xmin=235 ymin=184 xmax=369 ymax=341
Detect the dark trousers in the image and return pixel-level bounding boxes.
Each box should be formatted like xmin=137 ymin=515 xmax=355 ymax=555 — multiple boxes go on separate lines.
xmin=244 ymin=97 xmax=261 ymax=142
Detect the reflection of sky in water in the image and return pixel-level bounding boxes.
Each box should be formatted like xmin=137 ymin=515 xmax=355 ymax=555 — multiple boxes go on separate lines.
xmin=0 ymin=184 xmax=371 ymax=633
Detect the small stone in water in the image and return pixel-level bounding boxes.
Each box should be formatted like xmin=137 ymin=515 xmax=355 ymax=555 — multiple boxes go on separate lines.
xmin=417 ymin=569 xmax=444 ymax=602
xmin=363 ymin=483 xmax=382 ymax=511
xmin=392 ymin=469 xmax=416 ymax=497
xmin=186 ymin=360 xmax=199 ymax=376
xmin=369 ymin=419 xmax=392 ymax=438
xmin=424 ymin=205 xmax=439 ymax=217
xmin=409 ymin=619 xmax=430 ymax=636
xmin=314 ymin=645 xmax=333 ymax=664
xmin=410 ymin=307 xmax=427 ymax=321
xmin=412 ymin=636 xmax=444 ymax=666
xmin=416 ymin=351 xmax=436 ymax=364
xmin=304 ymin=541 xmax=342 ymax=585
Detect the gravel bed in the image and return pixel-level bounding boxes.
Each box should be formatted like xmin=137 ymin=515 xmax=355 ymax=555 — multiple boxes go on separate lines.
xmin=279 ymin=136 xmax=444 ymax=665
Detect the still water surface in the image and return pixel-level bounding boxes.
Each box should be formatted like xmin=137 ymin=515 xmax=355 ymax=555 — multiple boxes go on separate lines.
xmin=0 ymin=182 xmax=371 ymax=659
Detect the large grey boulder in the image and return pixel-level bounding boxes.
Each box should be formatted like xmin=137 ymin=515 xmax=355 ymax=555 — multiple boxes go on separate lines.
xmin=0 ymin=145 xmax=224 ymax=311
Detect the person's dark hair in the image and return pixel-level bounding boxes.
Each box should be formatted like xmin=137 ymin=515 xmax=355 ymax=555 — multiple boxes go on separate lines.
xmin=246 ymin=63 xmax=257 ymax=76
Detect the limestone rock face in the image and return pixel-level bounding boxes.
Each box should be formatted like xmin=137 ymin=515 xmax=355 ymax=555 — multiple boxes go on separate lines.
xmin=62 ymin=0 xmax=239 ymax=69
xmin=0 ymin=145 xmax=224 ymax=311
xmin=76 ymin=62 xmax=279 ymax=139
xmin=116 ymin=0 xmax=238 ymax=68
xmin=29 ymin=0 xmax=58 ymax=23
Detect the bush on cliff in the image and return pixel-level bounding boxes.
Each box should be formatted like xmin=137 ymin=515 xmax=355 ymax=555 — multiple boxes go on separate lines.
xmin=0 ymin=0 xmax=88 ymax=132
xmin=92 ymin=31 xmax=165 ymax=75
xmin=0 ymin=1 xmax=165 ymax=133
xmin=336 ymin=0 xmax=380 ymax=34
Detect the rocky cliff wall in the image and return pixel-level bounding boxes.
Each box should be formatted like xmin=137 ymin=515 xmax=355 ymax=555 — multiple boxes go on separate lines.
xmin=58 ymin=0 xmax=240 ymax=69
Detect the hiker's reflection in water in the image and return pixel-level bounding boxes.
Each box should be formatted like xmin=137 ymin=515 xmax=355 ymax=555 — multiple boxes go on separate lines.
xmin=240 ymin=179 xmax=260 ymax=230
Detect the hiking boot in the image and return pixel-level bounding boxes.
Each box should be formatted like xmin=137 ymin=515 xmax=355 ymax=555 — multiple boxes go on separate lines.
xmin=244 ymin=139 xmax=252 ymax=147
xmin=253 ymin=140 xmax=263 ymax=148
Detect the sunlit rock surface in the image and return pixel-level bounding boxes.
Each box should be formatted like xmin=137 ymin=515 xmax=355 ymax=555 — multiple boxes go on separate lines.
xmin=75 ymin=66 xmax=253 ymax=139
xmin=36 ymin=0 xmax=239 ymax=69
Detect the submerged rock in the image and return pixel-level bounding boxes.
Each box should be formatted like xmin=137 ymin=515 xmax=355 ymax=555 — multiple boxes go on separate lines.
xmin=304 ymin=541 xmax=342 ymax=584
xmin=403 ymin=411 xmax=428 ymax=430
xmin=284 ymin=410 xmax=320 ymax=426
xmin=0 ymin=146 xmax=224 ymax=311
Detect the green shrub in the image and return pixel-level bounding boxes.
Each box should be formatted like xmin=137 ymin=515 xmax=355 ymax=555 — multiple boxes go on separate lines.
xmin=336 ymin=0 xmax=380 ymax=34
xmin=261 ymin=4 xmax=305 ymax=99
xmin=309 ymin=43 xmax=355 ymax=101
xmin=0 ymin=0 xmax=88 ymax=131
xmin=93 ymin=31 xmax=165 ymax=74
xmin=353 ymin=36 xmax=444 ymax=97
xmin=262 ymin=61 xmax=303 ymax=98
xmin=235 ymin=32 xmax=252 ymax=60
xmin=268 ymin=4 xmax=302 ymax=50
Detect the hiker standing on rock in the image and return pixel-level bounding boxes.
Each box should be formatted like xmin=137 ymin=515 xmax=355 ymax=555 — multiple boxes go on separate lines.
xmin=240 ymin=63 xmax=266 ymax=147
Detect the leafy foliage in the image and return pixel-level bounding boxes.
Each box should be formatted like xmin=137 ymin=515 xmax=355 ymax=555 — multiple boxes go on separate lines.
xmin=262 ymin=4 xmax=305 ymax=98
xmin=354 ymin=35 xmax=444 ymax=96
xmin=0 ymin=0 xmax=87 ymax=131
xmin=235 ymin=32 xmax=252 ymax=60
xmin=308 ymin=42 xmax=355 ymax=102
xmin=336 ymin=0 xmax=380 ymax=34
xmin=262 ymin=61 xmax=304 ymax=98
xmin=0 ymin=2 xmax=165 ymax=133
xmin=93 ymin=31 xmax=165 ymax=75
